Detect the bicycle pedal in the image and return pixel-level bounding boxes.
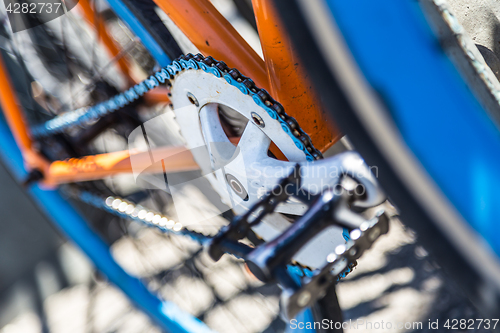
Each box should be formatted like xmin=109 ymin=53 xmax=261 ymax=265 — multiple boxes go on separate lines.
xmin=280 ymin=211 xmax=390 ymax=319
xmin=207 ymin=164 xmax=389 ymax=320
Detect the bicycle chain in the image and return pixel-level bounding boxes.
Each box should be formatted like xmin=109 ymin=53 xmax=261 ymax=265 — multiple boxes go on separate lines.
xmin=42 ymin=54 xmax=365 ymax=280
xmin=67 ymin=188 xmax=215 ymax=246
xmin=32 ymin=53 xmax=323 ymax=162
xmin=69 ymin=188 xmax=357 ymax=280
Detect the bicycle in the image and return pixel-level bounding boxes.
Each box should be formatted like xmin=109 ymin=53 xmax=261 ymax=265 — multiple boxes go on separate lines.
xmin=0 ymin=0 xmax=495 ymax=331
xmin=0 ymin=0 xmax=390 ymax=331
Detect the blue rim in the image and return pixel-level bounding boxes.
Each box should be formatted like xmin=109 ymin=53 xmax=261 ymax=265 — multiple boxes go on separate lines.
xmin=325 ymin=0 xmax=500 ymax=257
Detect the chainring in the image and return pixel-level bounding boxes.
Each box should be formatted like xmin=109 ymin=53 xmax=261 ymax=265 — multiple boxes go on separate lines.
xmin=169 ymin=59 xmax=351 ymax=269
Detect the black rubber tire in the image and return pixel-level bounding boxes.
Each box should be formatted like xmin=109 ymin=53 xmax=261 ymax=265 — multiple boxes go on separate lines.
xmin=273 ymin=0 xmax=500 ymax=321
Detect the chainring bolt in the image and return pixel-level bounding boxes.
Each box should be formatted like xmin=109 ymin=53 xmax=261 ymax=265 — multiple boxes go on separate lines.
xmin=251 ymin=112 xmax=265 ymax=128
xmin=187 ymin=92 xmax=199 ymax=107
xmin=225 ymin=174 xmax=249 ymax=201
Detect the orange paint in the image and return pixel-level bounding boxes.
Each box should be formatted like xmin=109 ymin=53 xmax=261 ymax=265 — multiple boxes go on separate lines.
xmin=151 ymin=0 xmax=269 ymax=91
xmin=0 ymin=53 xmax=49 ymax=172
xmin=0 ymin=50 xmax=179 ymax=186
xmin=0 ymin=0 xmax=339 ymax=192
xmin=78 ymin=0 xmax=172 ymax=104
xmin=251 ymin=0 xmax=341 ymax=152
xmin=142 ymin=87 xmax=172 ymax=105
xmin=45 ymin=146 xmax=199 ymax=185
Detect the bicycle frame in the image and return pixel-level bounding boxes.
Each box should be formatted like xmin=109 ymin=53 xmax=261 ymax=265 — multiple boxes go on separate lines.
xmin=0 ymin=1 xmax=336 ymax=331
xmin=153 ymin=0 xmax=340 ymax=150
xmin=0 ymin=0 xmax=340 ymax=188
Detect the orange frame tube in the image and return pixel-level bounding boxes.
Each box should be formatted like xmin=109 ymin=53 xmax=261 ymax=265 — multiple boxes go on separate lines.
xmin=45 ymin=146 xmax=199 ymax=185
xmin=152 ymin=0 xmax=339 ymax=152
xmin=251 ymin=0 xmax=341 ymax=152
xmin=0 ymin=51 xmax=49 ymax=174
xmin=151 ymin=0 xmax=270 ymax=92
xmin=0 ymin=0 xmax=340 ymax=187
xmin=0 ymin=49 xmax=187 ymax=185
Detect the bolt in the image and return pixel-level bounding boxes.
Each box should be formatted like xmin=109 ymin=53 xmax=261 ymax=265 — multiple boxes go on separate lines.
xmin=251 ymin=112 xmax=265 ymax=128
xmin=225 ymin=174 xmax=248 ymax=201
xmin=187 ymin=92 xmax=199 ymax=106
xmin=230 ymin=179 xmax=243 ymax=193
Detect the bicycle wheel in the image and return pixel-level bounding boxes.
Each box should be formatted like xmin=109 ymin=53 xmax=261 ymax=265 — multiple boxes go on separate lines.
xmin=274 ymin=0 xmax=500 ymax=320
xmin=0 ymin=2 xmax=348 ymax=332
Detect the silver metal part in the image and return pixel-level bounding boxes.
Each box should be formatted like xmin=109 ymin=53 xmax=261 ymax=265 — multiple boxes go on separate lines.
xmin=170 ymin=66 xmax=384 ymax=268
